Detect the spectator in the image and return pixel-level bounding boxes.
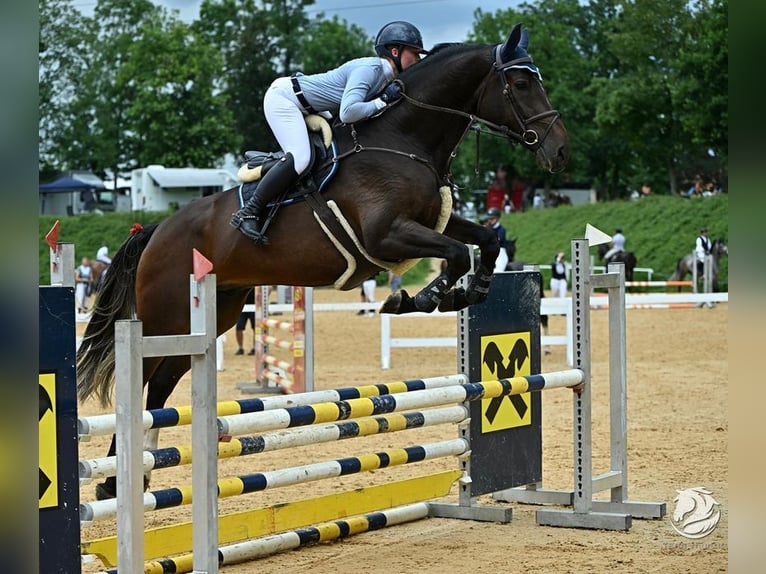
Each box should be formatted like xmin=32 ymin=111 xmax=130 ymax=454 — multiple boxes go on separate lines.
xmin=75 ymin=256 xmax=93 ymax=313
xmin=640 ymin=183 xmax=652 ymax=197
xmin=388 ymin=270 xmax=402 ymax=293
xmin=485 ymin=165 xmax=510 ymax=213
xmin=484 ymin=207 xmax=508 ymax=272
xmin=235 ymin=288 xmax=256 ymax=355
xmin=603 ymin=228 xmax=626 ymax=261
xmin=687 ymin=176 xmax=704 ymax=197
xmin=532 ymin=192 xmax=544 ymax=209
xmin=509 ymin=170 xmax=527 ymax=212
xmin=550 ymin=252 xmax=568 ymax=298
xmin=358 ymin=274 xmax=377 ymax=316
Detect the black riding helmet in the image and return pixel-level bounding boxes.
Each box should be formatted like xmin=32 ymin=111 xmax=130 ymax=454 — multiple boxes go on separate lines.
xmin=375 ymin=21 xmax=427 ymax=73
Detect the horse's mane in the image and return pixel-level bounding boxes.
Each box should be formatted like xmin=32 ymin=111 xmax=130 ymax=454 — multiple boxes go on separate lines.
xmin=400 ymin=42 xmax=490 ymax=86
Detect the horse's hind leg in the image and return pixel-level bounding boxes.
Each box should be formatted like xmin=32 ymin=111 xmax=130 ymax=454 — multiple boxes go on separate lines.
xmin=94 ymin=356 xmax=190 ymax=499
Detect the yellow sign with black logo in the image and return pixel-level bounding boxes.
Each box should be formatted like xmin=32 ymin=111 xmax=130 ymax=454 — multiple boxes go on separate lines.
xmin=39 ymin=373 xmax=58 ymax=509
xmin=480 ymin=332 xmax=532 ymax=432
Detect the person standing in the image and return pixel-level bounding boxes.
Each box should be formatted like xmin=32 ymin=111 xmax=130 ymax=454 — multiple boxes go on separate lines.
xmin=484 ymin=207 xmax=508 ymax=272
xmin=358 ymin=274 xmax=378 ymax=316
xmin=75 ymin=256 xmax=93 ymax=313
xmin=695 ymin=226 xmax=713 ymax=278
xmin=485 ymin=165 xmax=510 ymax=213
xmin=550 ymin=252 xmax=568 ymax=298
xmin=235 ymin=288 xmax=256 ymax=355
xmin=603 ymin=228 xmax=626 ymax=261
xmin=95 ymin=244 xmax=111 ymax=265
xmin=388 ymin=270 xmax=402 ymax=293
xmin=231 ymin=21 xmax=428 ymax=244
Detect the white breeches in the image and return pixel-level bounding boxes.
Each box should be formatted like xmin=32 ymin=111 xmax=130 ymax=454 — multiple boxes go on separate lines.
xmin=550 ymin=277 xmax=567 ymax=298
xmin=263 ymin=77 xmax=312 ymax=175
xmin=494 ymin=247 xmax=508 ymax=273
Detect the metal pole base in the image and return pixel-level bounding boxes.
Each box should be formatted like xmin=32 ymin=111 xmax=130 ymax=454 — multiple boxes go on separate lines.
xmin=428 ymin=502 xmax=513 ymax=523
xmin=536 ymin=509 xmax=631 ymax=530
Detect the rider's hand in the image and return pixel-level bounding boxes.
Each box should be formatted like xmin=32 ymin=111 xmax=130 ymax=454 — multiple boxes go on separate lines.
xmin=380 ymin=80 xmax=404 ymax=104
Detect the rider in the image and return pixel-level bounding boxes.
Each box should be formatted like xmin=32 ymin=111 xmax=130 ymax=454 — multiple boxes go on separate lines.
xmin=230 ymin=21 xmax=428 ymax=244
xmin=96 ymin=244 xmax=111 ymax=266
xmin=603 ymin=227 xmax=626 ymax=261
xmin=483 ymin=207 xmax=509 ymax=272
xmin=695 ymin=226 xmax=712 ymax=277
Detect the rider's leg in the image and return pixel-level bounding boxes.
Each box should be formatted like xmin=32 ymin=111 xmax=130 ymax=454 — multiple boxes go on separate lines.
xmin=230 ymin=153 xmax=298 ymax=243
xmin=230 ymin=77 xmax=311 ymax=243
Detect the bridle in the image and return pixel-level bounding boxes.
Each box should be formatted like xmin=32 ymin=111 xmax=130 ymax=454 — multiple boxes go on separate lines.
xmin=492 ymin=55 xmax=561 ymax=147
xmin=397 ymin=51 xmax=561 ymax=151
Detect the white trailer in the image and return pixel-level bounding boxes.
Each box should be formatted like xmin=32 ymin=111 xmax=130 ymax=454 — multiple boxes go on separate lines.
xmin=130 ymin=165 xmax=238 ymax=212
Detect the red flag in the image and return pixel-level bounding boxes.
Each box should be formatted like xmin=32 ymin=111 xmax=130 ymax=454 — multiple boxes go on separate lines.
xmin=192 ymin=248 xmax=213 ymax=281
xmin=45 ymin=220 xmax=60 ymax=251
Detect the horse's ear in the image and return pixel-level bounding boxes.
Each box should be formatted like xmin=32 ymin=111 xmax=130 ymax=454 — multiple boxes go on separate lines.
xmin=519 ymin=29 xmax=529 ymax=52
xmin=500 ymin=23 xmax=523 ymax=62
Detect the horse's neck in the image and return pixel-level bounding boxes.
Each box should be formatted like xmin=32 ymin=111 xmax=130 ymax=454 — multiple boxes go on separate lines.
xmin=392 ymin=49 xmax=492 ymax=157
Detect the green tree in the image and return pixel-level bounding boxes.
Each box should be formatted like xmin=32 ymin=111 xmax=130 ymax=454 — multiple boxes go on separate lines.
xmin=673 ymin=0 xmax=728 ymax=185
xmin=196 ymin=0 xmax=280 ymax=152
xmin=299 ymin=16 xmax=372 ymax=74
xmin=121 ymin=17 xmax=238 ymax=166
xmin=43 ymin=0 xmax=237 ymax=176
xmin=39 ymin=0 xmax=95 ymax=175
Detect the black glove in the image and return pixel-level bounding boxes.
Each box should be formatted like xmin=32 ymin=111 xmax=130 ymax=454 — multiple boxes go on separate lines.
xmin=380 ymin=80 xmax=404 ymax=104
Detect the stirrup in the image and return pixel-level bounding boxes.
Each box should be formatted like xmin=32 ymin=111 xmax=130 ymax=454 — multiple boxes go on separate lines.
xmin=232 ymin=213 xmax=271 ymax=245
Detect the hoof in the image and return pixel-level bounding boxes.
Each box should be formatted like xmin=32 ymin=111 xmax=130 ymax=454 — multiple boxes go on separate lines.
xmin=381 ymin=290 xmax=422 ymax=314
xmin=380 ymin=291 xmax=405 ymax=314
xmin=95 ymin=476 xmax=152 ymax=500
xmin=95 ymin=481 xmax=116 ymax=500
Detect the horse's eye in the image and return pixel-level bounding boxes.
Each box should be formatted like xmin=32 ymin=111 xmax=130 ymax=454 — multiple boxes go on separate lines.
xmin=513 ymin=78 xmax=529 ymax=90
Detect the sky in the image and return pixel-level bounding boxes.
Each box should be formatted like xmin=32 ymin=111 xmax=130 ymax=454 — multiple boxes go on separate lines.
xmin=152 ymin=0 xmax=522 ymax=47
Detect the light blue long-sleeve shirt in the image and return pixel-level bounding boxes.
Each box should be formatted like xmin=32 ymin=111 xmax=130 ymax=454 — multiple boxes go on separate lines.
xmin=294 ymin=57 xmax=395 ymax=124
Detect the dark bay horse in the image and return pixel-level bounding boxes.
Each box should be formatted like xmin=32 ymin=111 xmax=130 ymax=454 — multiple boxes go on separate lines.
xmin=668 ymin=238 xmax=728 ymax=291
xmin=77 ymin=24 xmax=569 ymax=498
xmin=597 ymin=244 xmax=637 ymax=281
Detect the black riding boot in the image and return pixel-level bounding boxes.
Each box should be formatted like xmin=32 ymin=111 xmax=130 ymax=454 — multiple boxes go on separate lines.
xmin=230 ymin=153 xmax=298 ymax=244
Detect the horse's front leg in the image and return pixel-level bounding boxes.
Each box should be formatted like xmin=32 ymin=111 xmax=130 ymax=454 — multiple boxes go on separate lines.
xmin=437 ymin=214 xmax=499 ymax=312
xmin=371 ymin=220 xmax=474 ymax=315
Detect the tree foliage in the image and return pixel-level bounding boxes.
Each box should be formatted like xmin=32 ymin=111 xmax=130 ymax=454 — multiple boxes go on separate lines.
xmin=38 ymin=0 xmax=727 ymax=200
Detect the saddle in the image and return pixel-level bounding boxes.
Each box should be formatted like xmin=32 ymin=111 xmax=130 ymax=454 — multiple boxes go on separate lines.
xmin=237 ymin=115 xmax=337 ymax=205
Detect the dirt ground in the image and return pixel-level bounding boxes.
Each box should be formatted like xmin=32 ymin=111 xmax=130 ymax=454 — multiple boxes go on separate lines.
xmin=77 ymin=285 xmax=728 ymax=574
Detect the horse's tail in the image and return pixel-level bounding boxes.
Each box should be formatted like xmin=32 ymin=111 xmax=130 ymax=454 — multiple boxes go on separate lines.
xmin=76 ymin=223 xmax=159 ymax=407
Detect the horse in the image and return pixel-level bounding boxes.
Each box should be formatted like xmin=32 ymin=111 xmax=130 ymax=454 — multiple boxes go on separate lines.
xmin=668 ymin=238 xmax=728 ymax=292
xmin=597 ymin=244 xmax=637 ymax=282
xmin=76 ymin=23 xmax=569 ymax=499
